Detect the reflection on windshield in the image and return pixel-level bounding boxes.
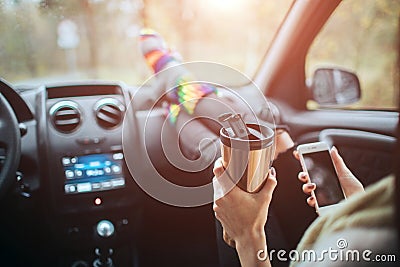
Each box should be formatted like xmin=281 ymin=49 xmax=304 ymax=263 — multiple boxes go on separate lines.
xmin=0 ymin=0 xmax=292 ymax=85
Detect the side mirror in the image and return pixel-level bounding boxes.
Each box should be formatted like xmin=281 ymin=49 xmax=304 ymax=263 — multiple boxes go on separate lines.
xmin=310 ymin=68 xmax=361 ymax=106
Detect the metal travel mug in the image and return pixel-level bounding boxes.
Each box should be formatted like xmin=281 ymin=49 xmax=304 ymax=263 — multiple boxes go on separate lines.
xmin=219 ymin=114 xmax=275 ymax=193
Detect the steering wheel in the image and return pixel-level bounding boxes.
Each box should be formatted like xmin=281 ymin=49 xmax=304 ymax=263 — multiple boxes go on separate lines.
xmin=0 ymin=93 xmax=21 ymax=198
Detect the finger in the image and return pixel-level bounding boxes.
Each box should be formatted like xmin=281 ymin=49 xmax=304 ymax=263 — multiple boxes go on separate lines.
xmin=223 ymin=230 xmax=236 ymax=248
xmin=213 ymin=157 xmax=224 ymax=177
xmin=214 ymin=210 xmax=222 ymax=221
xmin=293 ymin=150 xmax=300 ymax=160
xmin=212 ymin=203 xmax=218 ymax=213
xmin=330 ymin=146 xmax=353 ymax=177
xmin=213 ymin=204 xmax=225 ymax=221
xmin=227 ymin=239 xmax=236 ymax=248
xmin=330 ymin=146 xmax=344 ymax=169
xmin=214 ymin=210 xmax=220 ymax=220
xmin=302 ymin=183 xmax=316 ymax=195
xmin=306 ymin=195 xmax=316 ymax=207
xmin=298 ymin=172 xmax=308 ymax=183
xmin=223 ymin=239 xmax=235 ymax=248
xmin=213 ymin=175 xmax=236 ymax=201
xmin=257 ymin=167 xmax=277 ymax=200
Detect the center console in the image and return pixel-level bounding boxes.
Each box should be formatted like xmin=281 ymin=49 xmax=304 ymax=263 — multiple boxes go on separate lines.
xmin=37 ymin=83 xmax=141 ymax=266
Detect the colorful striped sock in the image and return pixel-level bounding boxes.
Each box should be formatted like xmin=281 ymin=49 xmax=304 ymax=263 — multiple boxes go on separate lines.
xmin=139 ymin=29 xmax=217 ymax=122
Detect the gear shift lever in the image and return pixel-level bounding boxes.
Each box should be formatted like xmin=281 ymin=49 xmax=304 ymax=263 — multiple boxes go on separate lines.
xmin=96 ymin=220 xmax=115 ymax=238
xmin=93 ymin=220 xmax=115 ymax=267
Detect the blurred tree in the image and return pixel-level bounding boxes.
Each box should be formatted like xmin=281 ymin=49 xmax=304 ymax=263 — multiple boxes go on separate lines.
xmin=0 ymin=1 xmax=39 ymax=77
xmin=39 ymin=0 xmax=99 ymax=74
xmin=81 ymin=0 xmax=98 ymax=76
xmin=140 ymin=0 xmax=148 ymax=27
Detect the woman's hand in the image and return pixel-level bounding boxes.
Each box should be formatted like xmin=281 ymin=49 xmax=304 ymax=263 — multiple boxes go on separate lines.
xmin=213 ymin=158 xmax=277 ymax=246
xmin=294 ymin=146 xmax=364 ymax=207
xmin=212 ymin=157 xmax=276 ymax=266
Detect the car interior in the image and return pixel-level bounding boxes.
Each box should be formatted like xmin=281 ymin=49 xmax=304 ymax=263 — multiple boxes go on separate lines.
xmin=0 ymin=0 xmax=399 ymax=266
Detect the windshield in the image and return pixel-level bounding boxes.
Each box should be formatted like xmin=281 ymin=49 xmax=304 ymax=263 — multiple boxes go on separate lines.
xmin=0 ymin=0 xmax=292 ymax=86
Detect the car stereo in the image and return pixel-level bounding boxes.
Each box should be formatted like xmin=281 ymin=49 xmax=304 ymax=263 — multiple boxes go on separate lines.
xmin=62 ymin=153 xmax=125 ymax=194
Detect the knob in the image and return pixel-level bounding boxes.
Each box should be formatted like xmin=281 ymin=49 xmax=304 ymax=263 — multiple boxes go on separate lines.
xmin=96 ymin=220 xmax=115 ymax=238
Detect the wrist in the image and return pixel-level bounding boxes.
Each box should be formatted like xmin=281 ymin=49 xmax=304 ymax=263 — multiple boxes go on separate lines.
xmin=236 ymin=229 xmax=267 ymax=257
xmin=236 ymin=228 xmax=266 ymax=248
xmin=235 ymin=230 xmax=270 ymax=267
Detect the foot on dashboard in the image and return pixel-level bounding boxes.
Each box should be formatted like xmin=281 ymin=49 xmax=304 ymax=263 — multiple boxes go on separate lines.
xmin=139 ymin=28 xmax=181 ymax=74
xmin=139 ymin=28 xmax=217 ymax=122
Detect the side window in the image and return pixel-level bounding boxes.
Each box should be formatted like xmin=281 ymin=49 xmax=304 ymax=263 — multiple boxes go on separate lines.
xmin=306 ymin=0 xmax=399 ymax=110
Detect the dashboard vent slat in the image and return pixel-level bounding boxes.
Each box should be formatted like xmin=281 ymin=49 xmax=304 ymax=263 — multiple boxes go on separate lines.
xmin=55 ymin=118 xmax=80 ymax=125
xmin=101 ymin=105 xmax=120 ymax=116
xmin=97 ymin=112 xmax=120 ymax=125
xmin=49 ymin=101 xmax=81 ymax=133
xmin=56 ymin=109 xmax=78 ymax=116
xmin=95 ymin=98 xmax=125 ymax=129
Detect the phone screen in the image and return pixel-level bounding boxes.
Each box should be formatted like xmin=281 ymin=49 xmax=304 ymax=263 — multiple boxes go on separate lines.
xmin=303 ymin=150 xmax=345 ymax=207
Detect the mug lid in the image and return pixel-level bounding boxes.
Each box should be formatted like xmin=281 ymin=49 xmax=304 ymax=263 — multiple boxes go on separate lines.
xmin=220 ymin=123 xmax=274 ymax=150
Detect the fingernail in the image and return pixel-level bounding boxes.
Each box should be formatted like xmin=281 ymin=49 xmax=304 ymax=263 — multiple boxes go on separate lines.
xmin=309 ymin=196 xmax=314 ymax=201
xmin=214 ymin=158 xmax=223 ymax=168
xmin=270 ymin=167 xmax=276 ymax=177
xmin=300 ymin=172 xmax=307 ymax=178
xmin=307 ymin=184 xmax=315 ymax=189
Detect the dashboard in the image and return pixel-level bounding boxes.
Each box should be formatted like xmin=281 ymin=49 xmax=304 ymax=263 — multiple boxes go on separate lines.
xmin=3 ymin=80 xmax=281 ymax=267
xmin=10 ymin=82 xmax=146 ymax=266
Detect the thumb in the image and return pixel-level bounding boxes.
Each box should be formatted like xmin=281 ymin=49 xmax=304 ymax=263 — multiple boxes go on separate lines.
xmin=212 ymin=158 xmax=236 ymax=201
xmin=330 ymin=146 xmax=354 ymax=178
xmin=213 ymin=157 xmax=225 ymax=178
xmin=256 ymin=167 xmax=277 ymax=201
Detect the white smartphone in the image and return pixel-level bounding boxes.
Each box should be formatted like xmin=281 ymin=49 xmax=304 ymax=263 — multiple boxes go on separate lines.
xmin=297 ymin=141 xmax=345 ymax=215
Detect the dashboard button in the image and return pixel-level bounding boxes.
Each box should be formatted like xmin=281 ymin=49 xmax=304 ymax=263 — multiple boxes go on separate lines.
xmin=94 ymin=197 xmax=102 ymax=206
xmin=112 ymin=153 xmax=123 ymax=160
xmin=77 ymin=183 xmax=92 ymax=193
xmin=111 ymin=178 xmax=125 ymax=187
xmin=110 ymin=145 xmax=122 ymax=151
xmin=93 ymin=137 xmax=102 ymax=144
xmin=76 ymin=137 xmax=105 ymax=145
xmin=76 ymin=137 xmax=91 ymax=145
xmin=92 ymin=183 xmax=101 ymax=190
xmin=111 ymin=165 xmax=121 ymax=174
xmin=65 ymin=170 xmax=75 ymax=179
xmin=104 ymin=167 xmax=111 ymax=174
xmin=62 ymin=157 xmax=71 ymax=166
xmin=101 ymin=181 xmax=112 ymax=188
xmin=65 ymin=184 xmax=76 ymax=193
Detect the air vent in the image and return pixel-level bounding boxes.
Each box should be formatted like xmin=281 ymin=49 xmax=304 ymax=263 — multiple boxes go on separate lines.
xmin=49 ymin=101 xmax=81 ymax=133
xmin=94 ymin=98 xmax=125 ymax=129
